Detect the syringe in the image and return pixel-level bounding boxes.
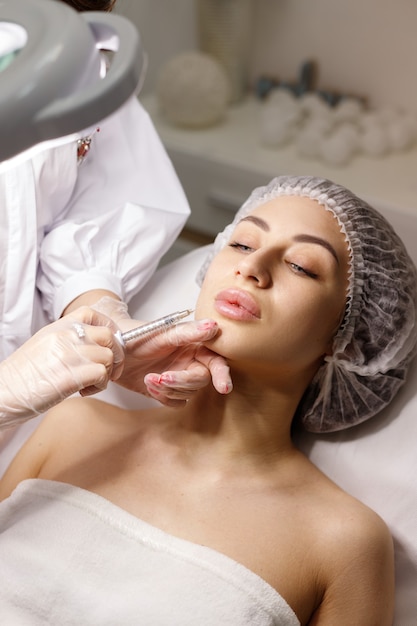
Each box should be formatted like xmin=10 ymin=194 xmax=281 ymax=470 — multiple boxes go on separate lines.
xmin=115 ymin=309 xmax=194 ymax=346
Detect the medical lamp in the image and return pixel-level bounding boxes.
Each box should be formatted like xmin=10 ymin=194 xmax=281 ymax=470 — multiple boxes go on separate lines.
xmin=0 ymin=0 xmax=146 ymax=166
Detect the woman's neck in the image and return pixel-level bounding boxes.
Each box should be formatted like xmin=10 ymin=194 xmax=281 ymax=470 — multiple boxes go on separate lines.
xmin=169 ymin=370 xmax=305 ymax=468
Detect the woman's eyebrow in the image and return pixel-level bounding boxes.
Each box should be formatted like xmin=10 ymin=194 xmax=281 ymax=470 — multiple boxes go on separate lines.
xmin=239 ymin=215 xmax=270 ymax=231
xmin=293 ymin=234 xmax=339 ymax=264
xmin=238 ymin=216 xmax=339 ymax=264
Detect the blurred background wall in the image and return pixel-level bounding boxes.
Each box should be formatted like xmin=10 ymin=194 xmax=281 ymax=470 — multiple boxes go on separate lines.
xmin=115 ymin=0 xmax=417 ymax=111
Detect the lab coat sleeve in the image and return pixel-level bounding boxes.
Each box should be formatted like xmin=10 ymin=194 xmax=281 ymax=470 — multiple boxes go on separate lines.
xmin=37 ymin=96 xmax=190 ymax=320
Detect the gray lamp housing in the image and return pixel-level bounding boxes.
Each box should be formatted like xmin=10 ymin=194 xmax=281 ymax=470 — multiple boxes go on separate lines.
xmin=0 ymin=0 xmax=146 ymax=161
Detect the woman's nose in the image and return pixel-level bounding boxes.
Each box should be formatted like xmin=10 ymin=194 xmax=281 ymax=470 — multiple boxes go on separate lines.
xmin=234 ymin=252 xmax=272 ymax=288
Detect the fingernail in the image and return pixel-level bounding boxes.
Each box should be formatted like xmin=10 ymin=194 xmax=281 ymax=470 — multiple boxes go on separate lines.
xmin=145 ymin=374 xmax=163 ymax=385
xmin=160 ymin=374 xmax=175 ymax=384
xmin=221 ymin=382 xmax=233 ymax=394
xmin=197 ymin=319 xmax=217 ymax=331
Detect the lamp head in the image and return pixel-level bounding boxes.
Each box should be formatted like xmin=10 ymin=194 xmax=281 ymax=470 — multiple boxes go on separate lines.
xmin=0 ymin=0 xmax=145 ymax=167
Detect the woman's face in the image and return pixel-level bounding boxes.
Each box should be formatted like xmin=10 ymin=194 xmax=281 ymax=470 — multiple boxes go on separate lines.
xmin=195 ymin=195 xmax=350 ymax=380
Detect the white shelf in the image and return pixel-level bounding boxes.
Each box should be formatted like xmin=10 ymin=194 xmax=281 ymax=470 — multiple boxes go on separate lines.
xmin=143 ymin=94 xmax=417 ymax=214
xmin=142 ymin=93 xmax=417 ymax=256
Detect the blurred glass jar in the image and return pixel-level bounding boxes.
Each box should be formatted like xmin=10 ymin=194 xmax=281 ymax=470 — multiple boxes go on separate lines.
xmin=197 ymin=0 xmax=253 ymax=103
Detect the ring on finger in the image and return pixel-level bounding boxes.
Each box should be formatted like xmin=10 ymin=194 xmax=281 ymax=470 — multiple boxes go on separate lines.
xmin=72 ymin=322 xmax=86 ymax=340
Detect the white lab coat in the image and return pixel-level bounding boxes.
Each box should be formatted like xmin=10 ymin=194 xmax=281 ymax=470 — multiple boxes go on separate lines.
xmin=0 ymin=95 xmax=190 ymax=361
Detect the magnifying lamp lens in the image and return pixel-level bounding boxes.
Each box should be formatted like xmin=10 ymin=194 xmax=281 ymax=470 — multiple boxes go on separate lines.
xmin=0 ymin=1 xmax=144 ymax=164
xmin=0 ymin=22 xmax=28 ymax=54
xmin=0 ymin=22 xmax=28 ymax=72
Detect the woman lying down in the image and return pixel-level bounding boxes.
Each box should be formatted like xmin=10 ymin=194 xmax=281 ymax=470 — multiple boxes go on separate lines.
xmin=0 ymin=176 xmax=416 ymax=625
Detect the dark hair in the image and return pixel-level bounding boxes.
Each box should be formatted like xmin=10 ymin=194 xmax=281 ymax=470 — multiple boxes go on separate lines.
xmin=59 ymin=0 xmax=116 ymax=11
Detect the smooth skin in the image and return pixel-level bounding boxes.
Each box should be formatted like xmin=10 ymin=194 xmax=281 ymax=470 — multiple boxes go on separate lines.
xmin=0 ymin=196 xmax=395 ymax=625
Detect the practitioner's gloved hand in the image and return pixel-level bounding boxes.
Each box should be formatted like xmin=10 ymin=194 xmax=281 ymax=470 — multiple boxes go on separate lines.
xmin=92 ymin=296 xmax=233 ymax=406
xmin=120 ymin=319 xmax=233 ymax=407
xmin=0 ymin=307 xmax=124 ymax=429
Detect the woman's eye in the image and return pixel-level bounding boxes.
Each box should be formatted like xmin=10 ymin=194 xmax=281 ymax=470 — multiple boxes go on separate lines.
xmin=229 ymin=241 xmax=253 ymax=253
xmin=289 ymin=262 xmax=318 ymax=279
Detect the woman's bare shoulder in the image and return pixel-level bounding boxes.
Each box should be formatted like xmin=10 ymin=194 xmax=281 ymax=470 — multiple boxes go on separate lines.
xmin=299 ymin=456 xmax=393 ymax=569
xmin=46 ymin=396 xmax=127 ymax=422
xmin=43 ymin=396 xmax=154 ymax=433
xmin=0 ymin=397 xmax=153 ymax=500
xmin=305 ymin=469 xmax=395 ymax=625
xmin=320 ymin=484 xmax=393 ymax=569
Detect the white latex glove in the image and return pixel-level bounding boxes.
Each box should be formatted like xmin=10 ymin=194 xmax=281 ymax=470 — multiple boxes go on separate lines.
xmin=0 ymin=307 xmax=124 ymax=429
xmin=93 ymin=296 xmax=233 ymax=406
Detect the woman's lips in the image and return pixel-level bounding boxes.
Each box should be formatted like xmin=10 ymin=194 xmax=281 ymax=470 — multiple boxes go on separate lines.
xmin=214 ymin=289 xmax=261 ymax=321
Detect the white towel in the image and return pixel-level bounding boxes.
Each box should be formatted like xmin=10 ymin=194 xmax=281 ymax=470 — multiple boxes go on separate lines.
xmin=0 ymin=479 xmax=300 ymax=625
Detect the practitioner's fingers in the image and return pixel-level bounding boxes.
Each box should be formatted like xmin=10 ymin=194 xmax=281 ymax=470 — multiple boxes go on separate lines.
xmin=74 ymin=344 xmax=116 ymax=396
xmin=115 ymin=318 xmax=224 ymax=398
xmin=125 ymin=319 xmax=219 ymax=358
xmin=68 ymin=307 xmax=125 ymax=381
xmin=192 ymin=347 xmax=233 ymax=395
xmin=143 ymin=349 xmax=232 ymax=406
xmin=0 ymin=308 xmax=126 ymax=426
xmin=143 ymin=373 xmax=190 ymax=408
xmin=144 ymin=361 xmax=211 ymax=404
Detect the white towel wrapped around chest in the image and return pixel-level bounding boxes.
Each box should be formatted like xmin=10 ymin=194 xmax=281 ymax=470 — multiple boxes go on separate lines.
xmin=0 ymin=479 xmax=300 ymax=626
